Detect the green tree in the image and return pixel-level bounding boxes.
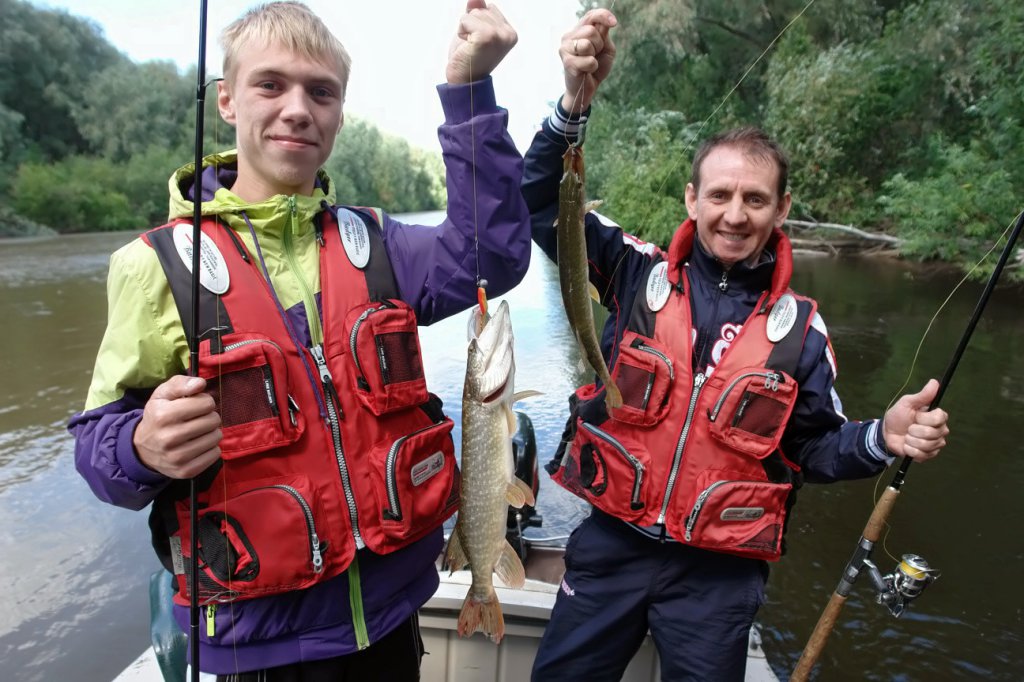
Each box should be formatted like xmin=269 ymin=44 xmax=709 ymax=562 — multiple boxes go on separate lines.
xmin=12 ymin=155 xmax=139 ymax=232
xmin=0 ymin=0 xmax=124 ymax=161
xmin=71 ymin=61 xmax=194 ymax=161
xmin=576 ymin=0 xmax=1023 ymax=278
xmin=324 ymin=116 xmax=443 ymax=212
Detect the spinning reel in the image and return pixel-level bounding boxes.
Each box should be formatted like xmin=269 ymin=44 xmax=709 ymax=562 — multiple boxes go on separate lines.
xmin=863 ymin=553 xmax=940 ymax=617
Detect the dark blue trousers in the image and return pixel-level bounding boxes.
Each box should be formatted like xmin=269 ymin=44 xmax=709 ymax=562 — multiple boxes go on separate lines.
xmin=531 ymin=510 xmax=767 ymax=682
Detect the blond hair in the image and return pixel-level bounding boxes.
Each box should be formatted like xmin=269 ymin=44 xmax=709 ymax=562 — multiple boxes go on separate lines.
xmin=220 ymin=1 xmax=352 ymax=96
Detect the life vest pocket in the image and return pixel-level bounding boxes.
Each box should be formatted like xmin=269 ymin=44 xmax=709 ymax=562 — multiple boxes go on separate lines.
xmin=361 ymin=417 xmax=459 ymax=553
xmin=199 ymin=335 xmax=305 ymax=458
xmin=706 ymin=367 xmax=797 ymax=458
xmin=344 ymin=300 xmax=430 ymax=416
xmin=172 ymin=476 xmax=342 ymax=604
xmin=679 ymin=471 xmax=791 ymax=561
xmin=609 ymin=332 xmax=674 ymax=427
xmin=554 ymin=420 xmax=651 ymax=523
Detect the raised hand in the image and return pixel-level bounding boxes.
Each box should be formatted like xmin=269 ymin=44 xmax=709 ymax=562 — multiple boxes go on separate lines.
xmin=882 ymin=379 xmax=950 ymax=462
xmin=559 ymin=9 xmax=618 ymax=114
xmin=446 ymin=0 xmax=518 ymax=85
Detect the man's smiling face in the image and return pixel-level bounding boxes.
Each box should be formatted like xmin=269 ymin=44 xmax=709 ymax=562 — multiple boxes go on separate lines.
xmin=685 ymin=145 xmax=791 ymax=267
xmin=217 ymin=40 xmax=345 ymax=202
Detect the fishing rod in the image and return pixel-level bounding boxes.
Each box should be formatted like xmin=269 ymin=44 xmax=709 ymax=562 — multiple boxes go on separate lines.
xmin=791 ymin=208 xmax=1024 ymax=681
xmin=188 ymin=1 xmax=211 ymax=679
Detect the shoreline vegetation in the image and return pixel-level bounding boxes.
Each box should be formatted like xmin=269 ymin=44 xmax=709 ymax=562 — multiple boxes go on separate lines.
xmin=2 ymin=0 xmax=1021 ymax=278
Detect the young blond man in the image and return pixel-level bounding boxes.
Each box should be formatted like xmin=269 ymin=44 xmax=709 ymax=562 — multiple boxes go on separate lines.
xmin=70 ymin=2 xmax=529 ymax=678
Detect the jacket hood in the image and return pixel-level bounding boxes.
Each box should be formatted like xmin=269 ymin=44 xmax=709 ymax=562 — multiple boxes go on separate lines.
xmin=167 ymin=149 xmax=337 ymax=235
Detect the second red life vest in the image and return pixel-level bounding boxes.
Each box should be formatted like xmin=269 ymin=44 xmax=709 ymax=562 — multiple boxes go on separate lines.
xmin=552 ymin=220 xmax=816 ymax=561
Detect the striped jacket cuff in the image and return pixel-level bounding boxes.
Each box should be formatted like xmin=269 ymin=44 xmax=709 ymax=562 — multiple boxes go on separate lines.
xmin=547 ymin=98 xmax=591 ymax=141
xmin=865 ymin=419 xmax=894 ymax=463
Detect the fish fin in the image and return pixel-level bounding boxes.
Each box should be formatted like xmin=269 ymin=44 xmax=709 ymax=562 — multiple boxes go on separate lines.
xmin=506 ymin=476 xmax=536 ymax=509
xmin=495 ymin=540 xmax=527 ymax=590
xmin=588 ymin=282 xmax=601 ymax=303
xmin=512 ymin=390 xmax=543 ymax=403
xmin=504 ymin=404 xmax=517 ymax=435
xmin=513 ymin=476 xmax=536 ymax=507
xmin=457 ymin=585 xmax=505 ymax=644
xmin=604 ymin=380 xmax=624 ymax=410
xmin=505 ymin=479 xmax=526 ymax=508
xmin=443 ymin=527 xmax=469 ymax=573
xmin=584 ymin=199 xmax=604 ymax=213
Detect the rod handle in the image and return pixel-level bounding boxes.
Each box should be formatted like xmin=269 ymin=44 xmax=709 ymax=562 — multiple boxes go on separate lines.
xmin=790 ymin=592 xmax=847 ymax=681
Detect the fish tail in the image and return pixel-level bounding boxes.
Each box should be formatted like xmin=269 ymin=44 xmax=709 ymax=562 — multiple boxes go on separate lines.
xmin=457 ymin=586 xmax=506 ymax=644
xmin=604 ymin=380 xmax=624 ymax=410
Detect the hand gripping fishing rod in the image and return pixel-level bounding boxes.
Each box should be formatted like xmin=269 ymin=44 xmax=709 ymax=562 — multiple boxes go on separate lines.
xmin=188 ymin=1 xmax=211 ymax=679
xmin=791 ymin=208 xmax=1024 ymax=681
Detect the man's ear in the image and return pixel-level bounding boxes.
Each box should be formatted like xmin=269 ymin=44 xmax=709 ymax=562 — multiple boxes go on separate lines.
xmin=684 ymin=183 xmax=698 ymax=219
xmin=774 ymin=191 xmax=792 ymax=229
xmin=217 ymin=80 xmax=236 ymax=125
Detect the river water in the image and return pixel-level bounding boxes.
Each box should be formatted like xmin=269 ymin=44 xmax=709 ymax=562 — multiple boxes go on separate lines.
xmin=1 ymin=218 xmax=1021 ymax=681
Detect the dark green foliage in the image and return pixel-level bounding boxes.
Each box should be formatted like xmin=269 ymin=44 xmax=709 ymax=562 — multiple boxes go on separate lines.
xmin=0 ymin=0 xmax=123 ymax=162
xmin=585 ymin=106 xmax=695 ymax=247
xmin=13 ymin=155 xmax=139 ymax=232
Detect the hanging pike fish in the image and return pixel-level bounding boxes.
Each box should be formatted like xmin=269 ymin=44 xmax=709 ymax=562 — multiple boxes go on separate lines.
xmin=557 ymin=143 xmax=623 ymax=410
xmin=445 ymin=300 xmax=539 ymax=643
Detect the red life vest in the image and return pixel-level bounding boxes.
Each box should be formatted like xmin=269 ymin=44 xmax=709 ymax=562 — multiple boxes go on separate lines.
xmin=552 ymin=220 xmax=816 ymax=561
xmin=144 ymin=207 xmax=460 ymax=604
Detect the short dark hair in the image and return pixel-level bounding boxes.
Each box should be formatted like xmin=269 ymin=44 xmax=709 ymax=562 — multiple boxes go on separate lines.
xmin=690 ymin=127 xmax=789 ymax=200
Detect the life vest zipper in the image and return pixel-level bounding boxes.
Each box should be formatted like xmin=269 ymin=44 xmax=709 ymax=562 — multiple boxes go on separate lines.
xmin=635 ymin=343 xmax=674 ymax=410
xmin=581 ymin=422 xmax=645 ymax=510
xmin=349 ymin=301 xmax=397 ymax=391
xmin=263 ymin=484 xmax=324 ymax=573
xmin=683 ymin=479 xmax=762 ymax=541
xmin=310 ymin=343 xmax=364 ymax=549
xmin=707 ymin=371 xmax=783 ymax=422
xmin=657 ymin=371 xmax=707 ymax=524
xmin=383 ymin=421 xmax=444 ymax=521
xmin=221 ymin=338 xmax=300 ymax=424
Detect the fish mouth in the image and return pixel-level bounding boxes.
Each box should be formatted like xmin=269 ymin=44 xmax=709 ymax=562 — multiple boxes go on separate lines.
xmin=481 ymin=376 xmax=510 ymax=404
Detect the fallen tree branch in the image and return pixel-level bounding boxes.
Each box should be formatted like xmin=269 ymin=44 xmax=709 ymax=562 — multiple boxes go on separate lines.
xmin=785 ymin=219 xmax=903 ymax=246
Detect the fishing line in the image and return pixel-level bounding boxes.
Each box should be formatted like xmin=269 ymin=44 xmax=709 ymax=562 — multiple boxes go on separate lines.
xmin=209 ymin=77 xmax=243 ymax=678
xmin=469 ymin=48 xmax=481 ymax=297
xmin=872 ymin=210 xmax=1023 ymax=563
xmin=594 ymin=0 xmax=817 ymax=304
xmin=465 ymin=47 xmax=490 ymax=335
xmin=633 ymin=0 xmax=817 ymax=239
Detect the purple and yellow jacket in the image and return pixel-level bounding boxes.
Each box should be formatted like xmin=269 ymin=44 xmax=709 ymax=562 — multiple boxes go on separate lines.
xmin=68 ymin=77 xmax=530 ymax=673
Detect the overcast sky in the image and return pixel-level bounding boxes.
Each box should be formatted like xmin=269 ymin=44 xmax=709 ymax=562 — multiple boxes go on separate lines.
xmin=32 ymin=0 xmax=586 ymax=152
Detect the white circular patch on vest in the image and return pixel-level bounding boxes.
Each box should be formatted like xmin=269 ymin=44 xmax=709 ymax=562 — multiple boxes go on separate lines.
xmin=646 ymin=261 xmax=671 ymax=312
xmin=172 ymin=224 xmax=230 ymax=295
xmin=766 ymin=293 xmax=798 ymax=343
xmin=337 ymin=208 xmax=371 ymax=269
